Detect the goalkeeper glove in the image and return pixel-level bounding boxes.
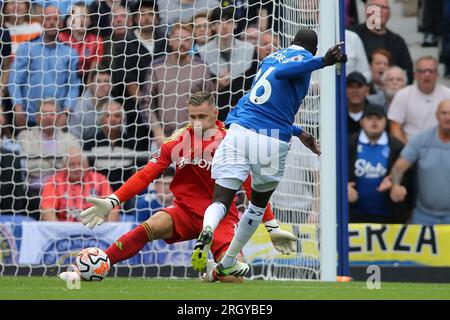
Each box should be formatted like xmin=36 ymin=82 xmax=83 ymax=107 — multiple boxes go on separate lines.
xmin=80 ymin=194 xmax=120 ymax=229
xmin=265 ymin=219 xmax=298 ymax=255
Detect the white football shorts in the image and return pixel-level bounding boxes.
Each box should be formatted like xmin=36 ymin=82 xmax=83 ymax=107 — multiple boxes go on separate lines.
xmin=212 ymin=123 xmax=290 ymax=192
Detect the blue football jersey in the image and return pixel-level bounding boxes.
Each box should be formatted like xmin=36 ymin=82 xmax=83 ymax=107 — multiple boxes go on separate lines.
xmin=225 ymin=44 xmax=325 ymax=142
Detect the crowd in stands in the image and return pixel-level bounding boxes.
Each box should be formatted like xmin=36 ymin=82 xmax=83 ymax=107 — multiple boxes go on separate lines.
xmin=0 ymin=0 xmax=449 ymax=226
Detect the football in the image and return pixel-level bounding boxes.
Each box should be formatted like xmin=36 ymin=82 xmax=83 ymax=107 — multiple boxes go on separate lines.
xmin=74 ymin=247 xmax=110 ymax=281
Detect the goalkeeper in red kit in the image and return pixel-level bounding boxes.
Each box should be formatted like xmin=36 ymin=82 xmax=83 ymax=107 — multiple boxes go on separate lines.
xmin=59 ymin=91 xmax=297 ymax=283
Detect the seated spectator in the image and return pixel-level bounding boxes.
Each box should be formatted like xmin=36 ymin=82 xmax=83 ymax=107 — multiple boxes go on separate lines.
xmin=346 ymin=72 xmax=371 ymax=135
xmin=389 ymin=100 xmax=450 ymax=225
xmin=348 ymin=104 xmax=409 ymax=223
xmin=345 ymin=29 xmax=371 ymax=83
xmin=388 ymin=56 xmax=450 ymax=144
xmin=198 ymin=6 xmax=256 ymax=120
xmin=141 ymin=22 xmax=214 ymax=139
xmin=349 ymin=0 xmax=414 ymax=84
xmin=156 ymin=0 xmax=219 ymax=26
xmin=2 ymin=0 xmax=42 ymax=55
xmin=17 ymin=99 xmax=80 ymax=219
xmin=0 ymin=107 xmax=25 ymax=216
xmin=369 ymin=48 xmax=392 ymax=94
xmin=8 ymin=5 xmax=81 ymax=128
xmin=191 ymin=11 xmax=211 ymax=54
xmin=69 ymin=69 xmax=112 ymax=141
xmin=367 ymin=66 xmax=408 ymax=111
xmin=58 ymin=2 xmax=104 ymax=82
xmin=83 ymin=100 xmax=144 ymax=211
xmin=40 ymin=146 xmax=119 ymax=222
xmin=135 ymin=166 xmax=175 ymax=222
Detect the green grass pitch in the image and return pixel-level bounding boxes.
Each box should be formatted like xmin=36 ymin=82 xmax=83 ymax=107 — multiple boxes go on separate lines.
xmin=1 ymin=277 xmax=450 ymax=300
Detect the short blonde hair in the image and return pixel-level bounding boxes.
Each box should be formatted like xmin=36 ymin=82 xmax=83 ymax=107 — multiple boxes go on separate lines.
xmin=188 ymin=91 xmax=215 ymax=107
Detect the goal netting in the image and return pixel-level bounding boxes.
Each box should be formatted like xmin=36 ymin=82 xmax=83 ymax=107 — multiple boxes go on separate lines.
xmin=0 ymin=0 xmax=332 ymax=280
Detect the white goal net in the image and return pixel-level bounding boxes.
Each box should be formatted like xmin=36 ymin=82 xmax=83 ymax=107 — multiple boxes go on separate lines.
xmin=0 ymin=0 xmax=328 ymax=280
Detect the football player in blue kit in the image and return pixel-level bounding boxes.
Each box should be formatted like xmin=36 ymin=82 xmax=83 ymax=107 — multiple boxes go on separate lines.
xmin=192 ymin=28 xmax=347 ymax=278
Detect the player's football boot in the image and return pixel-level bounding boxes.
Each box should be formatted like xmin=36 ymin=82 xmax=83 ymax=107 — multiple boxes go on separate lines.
xmin=215 ymin=261 xmax=250 ymax=277
xmin=191 ymin=226 xmax=213 ymax=272
xmin=58 ymin=271 xmax=81 ymax=282
xmin=201 ymin=259 xmax=219 ymax=282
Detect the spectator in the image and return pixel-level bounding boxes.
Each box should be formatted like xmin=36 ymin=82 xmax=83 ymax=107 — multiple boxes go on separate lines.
xmin=191 ymin=11 xmax=211 ymax=54
xmin=389 ymin=100 xmax=450 ymax=225
xmin=69 ymin=69 xmax=112 ymax=141
xmin=367 ymin=66 xmax=408 ymax=111
xmin=156 ymin=0 xmax=219 ymax=26
xmin=83 ymin=100 xmax=144 ymax=211
xmin=111 ymin=0 xmax=166 ymax=100
xmin=369 ymin=48 xmax=392 ymax=94
xmin=58 ymin=2 xmax=104 ymax=82
xmin=349 ymin=0 xmax=414 ymax=84
xmin=388 ymin=56 xmax=450 ymax=144
xmin=109 ymin=3 xmax=165 ymax=150
xmin=442 ymin=0 xmax=450 ymax=78
xmin=40 ymin=146 xmax=119 ymax=222
xmin=198 ymin=6 xmax=256 ymax=120
xmin=418 ymin=0 xmax=440 ymax=47
xmin=345 ymin=29 xmax=371 ymax=83
xmin=256 ymin=30 xmax=279 ymax=62
xmin=247 ymin=0 xmax=276 ymax=32
xmin=8 ymin=5 xmax=81 ymax=128
xmin=89 ymin=0 xmax=128 ymax=39
xmin=100 ymin=4 xmax=132 ymax=68
xmin=135 ymin=166 xmax=175 ymax=222
xmin=348 ymin=104 xmax=409 ymax=223
xmin=346 ymin=0 xmax=360 ymax=27
xmin=347 ymin=72 xmax=370 ymax=135
xmin=0 ymin=106 xmax=25 ymax=216
xmin=239 ymin=24 xmax=259 ymax=44
xmin=141 ymin=22 xmax=214 ymax=139
xmin=2 ymin=0 xmax=42 ymax=55
xmin=17 ymin=99 xmax=80 ymax=219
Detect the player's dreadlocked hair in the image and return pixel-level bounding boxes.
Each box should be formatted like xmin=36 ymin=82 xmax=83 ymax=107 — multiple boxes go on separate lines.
xmin=188 ymin=91 xmax=216 ymax=108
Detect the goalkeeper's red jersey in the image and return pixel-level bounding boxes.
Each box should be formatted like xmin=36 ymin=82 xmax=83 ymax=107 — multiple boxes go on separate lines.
xmin=114 ymin=120 xmax=274 ymax=220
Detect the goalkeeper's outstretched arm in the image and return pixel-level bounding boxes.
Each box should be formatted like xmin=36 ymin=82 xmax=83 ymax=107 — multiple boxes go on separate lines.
xmin=81 ymin=145 xmax=172 ymax=229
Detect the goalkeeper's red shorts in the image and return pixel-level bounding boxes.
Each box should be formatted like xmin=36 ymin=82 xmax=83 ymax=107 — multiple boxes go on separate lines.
xmin=162 ymin=203 xmax=239 ymax=261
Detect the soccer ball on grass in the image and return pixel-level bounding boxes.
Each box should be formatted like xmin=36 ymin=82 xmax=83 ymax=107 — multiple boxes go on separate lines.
xmin=74 ymin=247 xmax=110 ymax=281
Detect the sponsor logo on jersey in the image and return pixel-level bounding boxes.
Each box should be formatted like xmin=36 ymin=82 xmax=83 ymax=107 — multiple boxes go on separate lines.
xmin=354 ymin=159 xmax=387 ymax=178
xmin=178 ymin=157 xmax=212 ymax=171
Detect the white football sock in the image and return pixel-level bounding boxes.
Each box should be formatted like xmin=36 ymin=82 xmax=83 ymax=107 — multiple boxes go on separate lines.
xmin=221 ymin=202 xmax=266 ymax=268
xmin=202 ymin=202 xmax=227 ymax=232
